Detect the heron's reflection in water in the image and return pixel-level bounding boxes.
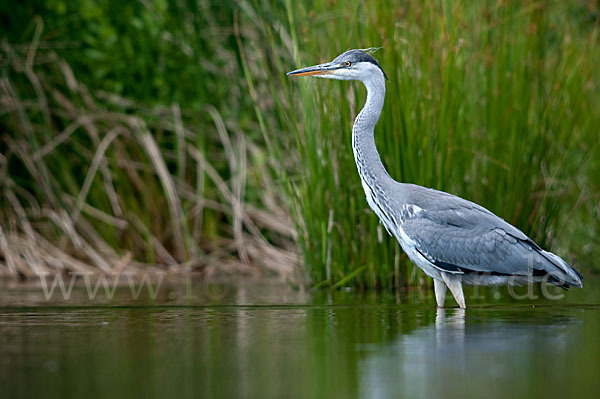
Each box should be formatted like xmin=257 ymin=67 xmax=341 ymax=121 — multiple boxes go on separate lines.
xmin=360 ymin=307 xmax=582 ymax=398
xmin=435 ymin=308 xmax=465 ymax=348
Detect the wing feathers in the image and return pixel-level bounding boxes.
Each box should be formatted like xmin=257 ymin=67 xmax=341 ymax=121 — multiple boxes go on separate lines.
xmin=400 ymin=213 xmax=582 ymax=287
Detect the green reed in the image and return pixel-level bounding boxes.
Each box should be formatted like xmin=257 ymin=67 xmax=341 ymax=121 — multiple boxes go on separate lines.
xmin=239 ymin=0 xmax=600 ymax=288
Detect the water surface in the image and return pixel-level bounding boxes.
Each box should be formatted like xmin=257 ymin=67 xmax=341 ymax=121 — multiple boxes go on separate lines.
xmin=1 ymin=278 xmax=599 ymax=398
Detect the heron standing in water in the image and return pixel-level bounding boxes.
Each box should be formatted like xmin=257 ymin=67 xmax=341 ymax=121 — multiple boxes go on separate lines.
xmin=287 ymin=49 xmax=582 ymax=308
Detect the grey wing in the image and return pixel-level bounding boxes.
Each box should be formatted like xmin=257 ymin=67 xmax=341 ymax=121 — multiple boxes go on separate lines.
xmin=399 ymin=183 xmax=531 ymax=240
xmin=397 ymin=194 xmax=583 ymax=287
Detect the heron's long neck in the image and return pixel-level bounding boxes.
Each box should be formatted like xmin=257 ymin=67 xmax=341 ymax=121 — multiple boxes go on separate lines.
xmin=352 ymin=75 xmax=393 ymax=190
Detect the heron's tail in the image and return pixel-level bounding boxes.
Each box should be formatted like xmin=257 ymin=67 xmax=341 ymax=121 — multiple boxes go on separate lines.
xmin=539 ymin=250 xmax=583 ymax=288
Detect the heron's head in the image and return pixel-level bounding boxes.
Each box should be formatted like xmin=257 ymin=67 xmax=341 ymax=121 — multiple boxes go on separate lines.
xmin=287 ymin=49 xmax=388 ymax=82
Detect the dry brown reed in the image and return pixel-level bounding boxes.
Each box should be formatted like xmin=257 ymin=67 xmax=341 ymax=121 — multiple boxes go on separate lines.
xmin=0 ymin=35 xmax=299 ymax=282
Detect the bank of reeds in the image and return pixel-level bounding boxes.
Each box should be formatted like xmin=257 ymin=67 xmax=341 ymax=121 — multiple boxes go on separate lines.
xmin=1 ymin=1 xmax=599 ymax=289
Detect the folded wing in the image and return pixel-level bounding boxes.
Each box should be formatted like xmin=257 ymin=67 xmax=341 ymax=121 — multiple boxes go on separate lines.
xmin=399 ymin=202 xmax=583 ymax=288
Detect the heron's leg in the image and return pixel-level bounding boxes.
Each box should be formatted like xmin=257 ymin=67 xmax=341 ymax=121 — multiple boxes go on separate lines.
xmin=433 ymin=279 xmax=447 ymax=308
xmin=441 ymin=273 xmax=466 ymax=309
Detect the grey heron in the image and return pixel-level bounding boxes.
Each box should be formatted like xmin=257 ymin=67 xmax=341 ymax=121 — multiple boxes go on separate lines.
xmin=287 ymin=49 xmax=583 ymax=308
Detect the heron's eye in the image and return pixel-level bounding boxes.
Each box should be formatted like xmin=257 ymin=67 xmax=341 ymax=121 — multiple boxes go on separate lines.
xmin=345 ymin=61 xmax=351 ymax=67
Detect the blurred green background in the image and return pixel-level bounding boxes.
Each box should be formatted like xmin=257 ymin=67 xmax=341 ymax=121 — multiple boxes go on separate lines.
xmin=0 ymin=0 xmax=598 ymax=288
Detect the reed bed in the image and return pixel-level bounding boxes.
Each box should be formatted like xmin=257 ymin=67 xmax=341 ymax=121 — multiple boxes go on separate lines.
xmin=1 ymin=0 xmax=599 ymax=289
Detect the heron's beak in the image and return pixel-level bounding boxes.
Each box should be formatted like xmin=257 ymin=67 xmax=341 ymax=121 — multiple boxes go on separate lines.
xmin=287 ymin=62 xmax=341 ymax=77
